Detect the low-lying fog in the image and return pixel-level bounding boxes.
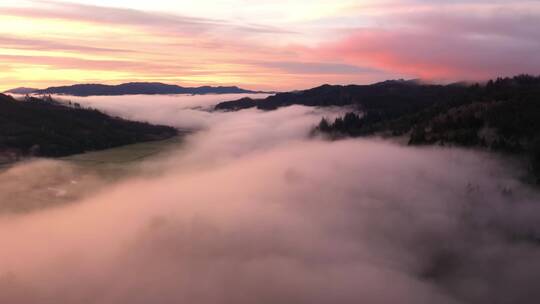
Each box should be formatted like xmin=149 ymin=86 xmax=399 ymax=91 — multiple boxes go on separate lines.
xmin=1 ymin=94 xmax=540 ymax=304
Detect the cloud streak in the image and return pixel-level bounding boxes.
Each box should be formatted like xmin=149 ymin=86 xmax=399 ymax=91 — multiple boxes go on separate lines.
xmin=1 ymin=0 xmax=293 ymax=36
xmin=0 ymin=0 xmax=539 ymax=90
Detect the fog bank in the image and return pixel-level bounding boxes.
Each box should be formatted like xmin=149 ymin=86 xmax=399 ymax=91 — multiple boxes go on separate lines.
xmin=1 ymin=94 xmax=540 ymax=304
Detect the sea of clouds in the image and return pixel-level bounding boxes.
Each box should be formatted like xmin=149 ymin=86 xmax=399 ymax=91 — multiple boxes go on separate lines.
xmin=1 ymin=94 xmax=540 ymax=304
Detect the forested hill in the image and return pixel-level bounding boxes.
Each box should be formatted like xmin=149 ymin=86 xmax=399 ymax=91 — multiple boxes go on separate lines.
xmin=216 ymin=74 xmax=540 ymax=181
xmin=215 ymin=79 xmax=470 ymax=112
xmin=5 ymin=82 xmax=259 ymax=96
xmin=312 ymin=75 xmax=540 ymax=181
xmin=0 ymin=94 xmax=177 ymax=162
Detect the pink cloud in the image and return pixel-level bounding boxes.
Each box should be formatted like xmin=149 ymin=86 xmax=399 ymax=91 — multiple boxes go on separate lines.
xmin=313 ymin=6 xmax=540 ymax=81
xmin=2 ymin=0 xmax=540 ymax=90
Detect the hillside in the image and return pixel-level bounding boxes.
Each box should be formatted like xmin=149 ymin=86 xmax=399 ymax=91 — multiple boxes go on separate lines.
xmin=5 ymin=82 xmax=259 ymax=96
xmin=0 ymin=94 xmax=178 ymax=162
xmin=215 ymin=79 xmax=470 ymax=114
xmin=312 ymin=75 xmax=540 ymax=181
xmin=216 ymin=74 xmax=540 ymax=181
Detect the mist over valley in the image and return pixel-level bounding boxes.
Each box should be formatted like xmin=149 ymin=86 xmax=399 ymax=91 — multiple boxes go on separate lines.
xmin=2 ymin=92 xmax=540 ymax=304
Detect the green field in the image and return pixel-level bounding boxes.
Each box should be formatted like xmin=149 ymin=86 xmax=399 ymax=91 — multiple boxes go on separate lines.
xmin=63 ymin=134 xmax=185 ymax=164
xmin=64 ymin=134 xmax=187 ymax=177
xmin=0 ymin=134 xmax=187 ymax=214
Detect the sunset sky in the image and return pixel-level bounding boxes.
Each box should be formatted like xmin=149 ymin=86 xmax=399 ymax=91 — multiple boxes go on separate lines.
xmin=1 ymin=0 xmax=539 ymax=91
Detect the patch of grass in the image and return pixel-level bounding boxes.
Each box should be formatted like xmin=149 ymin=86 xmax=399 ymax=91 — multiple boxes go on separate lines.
xmin=63 ymin=134 xmax=186 ymax=165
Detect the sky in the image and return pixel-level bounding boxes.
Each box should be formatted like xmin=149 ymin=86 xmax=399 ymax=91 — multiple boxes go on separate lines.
xmin=0 ymin=0 xmax=539 ymax=91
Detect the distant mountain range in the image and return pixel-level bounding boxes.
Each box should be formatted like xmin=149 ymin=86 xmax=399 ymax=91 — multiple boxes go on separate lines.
xmin=4 ymin=82 xmax=263 ymax=96
xmin=5 ymin=87 xmax=39 ymax=94
xmin=215 ymin=79 xmax=452 ymax=111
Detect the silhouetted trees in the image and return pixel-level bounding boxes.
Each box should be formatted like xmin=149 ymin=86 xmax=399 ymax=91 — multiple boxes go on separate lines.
xmin=314 ymin=75 xmax=540 ymax=181
xmin=0 ymin=94 xmax=178 ymax=158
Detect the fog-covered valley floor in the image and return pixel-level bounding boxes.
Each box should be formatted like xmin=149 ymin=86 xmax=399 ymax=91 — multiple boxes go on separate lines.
xmin=2 ymin=94 xmax=540 ymax=304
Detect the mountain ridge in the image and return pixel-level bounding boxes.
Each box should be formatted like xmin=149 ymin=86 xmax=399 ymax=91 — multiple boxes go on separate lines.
xmin=214 ymin=78 xmax=466 ymax=111
xmin=4 ymin=87 xmax=39 ymax=94
xmin=4 ymin=82 xmax=265 ymax=97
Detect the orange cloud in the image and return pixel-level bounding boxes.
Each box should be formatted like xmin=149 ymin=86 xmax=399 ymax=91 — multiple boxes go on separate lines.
xmin=1 ymin=0 xmax=539 ymax=91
